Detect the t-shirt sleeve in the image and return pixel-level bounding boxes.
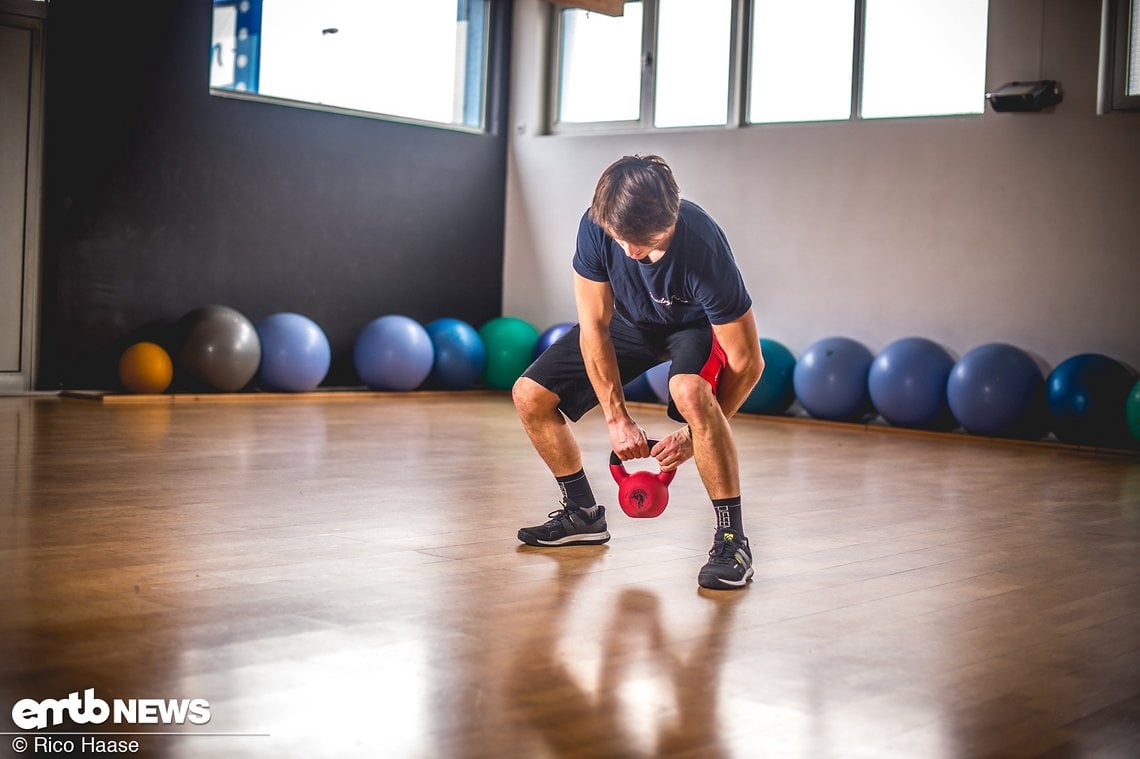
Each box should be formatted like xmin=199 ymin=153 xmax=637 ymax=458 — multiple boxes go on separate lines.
xmin=694 ymin=246 xmax=752 ymax=325
xmin=571 ymin=211 xmax=610 ymax=283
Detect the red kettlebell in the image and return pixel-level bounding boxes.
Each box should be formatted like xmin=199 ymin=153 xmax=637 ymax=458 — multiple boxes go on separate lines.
xmin=609 ymin=440 xmax=676 ymax=518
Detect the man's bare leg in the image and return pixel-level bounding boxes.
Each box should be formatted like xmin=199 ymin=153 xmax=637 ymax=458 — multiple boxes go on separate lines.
xmin=669 ymin=373 xmax=753 ymax=589
xmin=513 ymin=377 xmax=610 ymax=546
xmin=668 ymin=374 xmax=739 ymax=500
xmin=512 ymin=377 xmax=583 ymax=477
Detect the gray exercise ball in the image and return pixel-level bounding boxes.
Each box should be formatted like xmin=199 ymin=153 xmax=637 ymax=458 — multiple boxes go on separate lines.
xmin=179 ymin=305 xmax=262 ymax=392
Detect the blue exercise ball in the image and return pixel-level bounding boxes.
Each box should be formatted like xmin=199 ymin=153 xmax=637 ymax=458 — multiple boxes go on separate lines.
xmin=740 ymin=338 xmax=796 ymax=415
xmin=354 ymin=315 xmax=434 ymax=391
xmin=868 ymin=337 xmax=955 ymax=428
xmin=947 ymin=343 xmax=1046 ymax=437
xmin=793 ymin=336 xmax=874 ymax=421
xmin=623 ymin=371 xmax=656 ymax=403
xmin=1046 ymin=353 xmax=1135 ymax=446
xmin=534 ymin=322 xmax=575 ymax=359
xmin=646 ymin=361 xmax=671 ymax=404
xmin=255 ymin=312 xmax=331 ymax=392
xmin=425 ymin=318 xmax=485 ymax=390
xmin=179 ymin=305 xmax=261 ymax=392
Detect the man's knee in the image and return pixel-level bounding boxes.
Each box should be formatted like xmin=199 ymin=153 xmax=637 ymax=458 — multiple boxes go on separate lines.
xmin=669 ymin=373 xmax=718 ymax=422
xmin=512 ymin=376 xmax=558 ymax=419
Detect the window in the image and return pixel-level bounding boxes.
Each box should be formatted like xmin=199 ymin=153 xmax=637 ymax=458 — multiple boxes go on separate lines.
xmin=654 ymin=0 xmax=733 ymax=128
xmin=749 ymin=0 xmax=855 ymax=123
xmin=551 ymin=0 xmax=991 ymax=131
xmin=553 ymin=0 xmax=735 ymax=130
xmin=860 ymin=0 xmax=989 ymax=119
xmin=1101 ymin=0 xmax=1140 ymax=111
xmin=557 ymin=2 xmax=644 ymax=123
xmin=1132 ymin=2 xmax=1140 ymax=95
xmin=209 ymin=0 xmax=490 ymax=130
xmin=1131 ymin=0 xmax=1140 ymax=94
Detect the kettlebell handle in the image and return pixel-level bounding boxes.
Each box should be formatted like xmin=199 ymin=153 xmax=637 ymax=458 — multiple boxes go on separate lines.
xmin=609 ymin=440 xmax=677 ymax=485
xmin=610 ymin=439 xmax=659 ymax=468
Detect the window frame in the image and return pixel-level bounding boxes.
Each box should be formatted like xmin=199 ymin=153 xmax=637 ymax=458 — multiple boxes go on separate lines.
xmin=857 ymin=0 xmax=989 ymax=121
xmin=742 ymin=0 xmax=862 ymax=125
xmin=208 ymin=0 xmax=495 ymax=134
xmin=1100 ymin=0 xmax=1140 ymax=112
xmin=547 ymin=0 xmax=745 ymax=134
xmin=548 ymin=0 xmax=994 ymax=133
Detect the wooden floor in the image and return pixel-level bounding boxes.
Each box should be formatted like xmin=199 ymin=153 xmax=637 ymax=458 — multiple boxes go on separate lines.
xmin=1 ymin=393 xmax=1138 ymax=758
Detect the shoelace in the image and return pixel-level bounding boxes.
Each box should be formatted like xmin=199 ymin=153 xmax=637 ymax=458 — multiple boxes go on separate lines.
xmin=708 ymin=535 xmax=743 ymax=563
xmin=543 ymin=501 xmax=573 ymax=526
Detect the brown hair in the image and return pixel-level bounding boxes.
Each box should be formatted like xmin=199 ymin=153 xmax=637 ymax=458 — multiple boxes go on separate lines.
xmin=588 ymin=155 xmax=680 ymax=245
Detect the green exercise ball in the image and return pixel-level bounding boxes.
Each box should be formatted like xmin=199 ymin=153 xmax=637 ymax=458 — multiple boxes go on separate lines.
xmin=479 ymin=317 xmax=539 ymax=390
xmin=1128 ymin=380 xmax=1140 ymax=442
xmin=740 ymin=338 xmax=796 ymax=414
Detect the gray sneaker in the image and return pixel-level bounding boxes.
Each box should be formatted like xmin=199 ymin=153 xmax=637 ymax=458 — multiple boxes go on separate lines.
xmin=518 ymin=502 xmax=611 ymax=547
xmin=698 ymin=529 xmax=753 ymax=589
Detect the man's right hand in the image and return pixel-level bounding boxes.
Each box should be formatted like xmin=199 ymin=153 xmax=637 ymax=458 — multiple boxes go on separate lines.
xmin=609 ymin=417 xmax=649 ymax=461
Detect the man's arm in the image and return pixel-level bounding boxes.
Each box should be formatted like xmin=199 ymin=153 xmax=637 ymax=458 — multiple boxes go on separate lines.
xmin=573 ymin=272 xmax=649 ymax=460
xmin=711 ymin=307 xmax=764 ymax=418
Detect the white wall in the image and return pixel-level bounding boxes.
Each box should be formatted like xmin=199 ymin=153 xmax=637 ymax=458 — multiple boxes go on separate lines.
xmin=503 ymin=0 xmax=1140 ymax=371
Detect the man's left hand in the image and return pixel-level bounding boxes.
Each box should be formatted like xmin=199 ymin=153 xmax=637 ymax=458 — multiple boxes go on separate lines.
xmin=651 ymin=426 xmax=693 ymax=472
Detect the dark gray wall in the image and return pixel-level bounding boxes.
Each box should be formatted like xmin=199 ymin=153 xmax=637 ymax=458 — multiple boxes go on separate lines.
xmin=40 ymin=0 xmax=511 ymax=389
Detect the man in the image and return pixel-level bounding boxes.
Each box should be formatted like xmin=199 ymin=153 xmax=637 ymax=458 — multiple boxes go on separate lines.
xmin=512 ymin=155 xmax=764 ymax=590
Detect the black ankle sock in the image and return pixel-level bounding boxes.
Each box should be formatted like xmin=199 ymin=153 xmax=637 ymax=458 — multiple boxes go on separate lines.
xmin=712 ymin=496 xmax=743 ymax=534
xmin=556 ymin=469 xmax=597 ymax=511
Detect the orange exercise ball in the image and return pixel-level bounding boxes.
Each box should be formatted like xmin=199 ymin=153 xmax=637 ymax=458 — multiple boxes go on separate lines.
xmin=118 ymin=342 xmax=174 ymax=394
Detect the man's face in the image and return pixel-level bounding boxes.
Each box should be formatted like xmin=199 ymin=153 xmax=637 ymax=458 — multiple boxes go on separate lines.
xmin=612 ymin=225 xmax=675 ymax=262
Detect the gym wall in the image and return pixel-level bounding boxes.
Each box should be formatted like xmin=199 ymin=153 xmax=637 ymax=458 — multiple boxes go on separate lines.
xmin=38 ymin=0 xmax=511 ymax=389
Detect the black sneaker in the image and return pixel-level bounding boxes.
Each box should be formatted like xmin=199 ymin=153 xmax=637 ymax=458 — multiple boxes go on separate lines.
xmin=698 ymin=529 xmax=754 ymax=589
xmin=518 ymin=502 xmax=611 ymax=547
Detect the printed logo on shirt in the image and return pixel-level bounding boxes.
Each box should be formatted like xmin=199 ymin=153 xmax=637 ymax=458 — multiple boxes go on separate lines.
xmin=650 ymin=292 xmax=691 ymax=307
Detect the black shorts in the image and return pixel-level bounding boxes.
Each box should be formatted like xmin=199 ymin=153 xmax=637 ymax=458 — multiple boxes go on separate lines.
xmin=521 ymin=319 xmax=725 ymax=423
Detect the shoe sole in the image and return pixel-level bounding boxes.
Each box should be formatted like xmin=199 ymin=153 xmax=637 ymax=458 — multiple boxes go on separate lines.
xmin=698 ymin=566 xmax=754 ymax=589
xmin=518 ymin=530 xmax=611 ymax=547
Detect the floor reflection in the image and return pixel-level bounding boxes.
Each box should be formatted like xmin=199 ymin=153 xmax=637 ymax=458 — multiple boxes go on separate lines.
xmin=506 ymin=547 xmax=742 ymax=757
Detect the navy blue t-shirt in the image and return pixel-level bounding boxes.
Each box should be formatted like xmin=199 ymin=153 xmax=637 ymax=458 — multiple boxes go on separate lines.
xmin=572 ymin=199 xmax=752 ymax=330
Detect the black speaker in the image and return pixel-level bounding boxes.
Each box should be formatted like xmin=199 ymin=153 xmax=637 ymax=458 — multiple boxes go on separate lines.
xmin=985 ymin=80 xmax=1063 ymax=112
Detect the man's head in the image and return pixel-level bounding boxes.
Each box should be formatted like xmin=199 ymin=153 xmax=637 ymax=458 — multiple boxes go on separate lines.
xmin=589 ymin=155 xmax=680 ymax=255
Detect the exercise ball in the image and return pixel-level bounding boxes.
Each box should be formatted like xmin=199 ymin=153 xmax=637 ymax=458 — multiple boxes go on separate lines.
xmin=255 ymin=312 xmax=330 ymax=392
xmin=793 ymin=336 xmax=874 ymax=421
xmin=947 ymin=343 xmax=1045 ymax=437
xmin=740 ymin=338 xmax=796 ymax=415
xmin=868 ymin=337 xmax=955 ymax=428
xmin=534 ymin=322 xmax=575 ymax=359
xmin=1046 ymin=353 xmax=1135 ymax=446
xmin=479 ymin=317 xmax=540 ymax=390
xmin=118 ymin=342 xmax=173 ymax=394
xmin=1127 ymin=380 xmax=1140 ymax=443
xmin=354 ymin=315 xmax=434 ymax=391
xmin=425 ymin=318 xmax=485 ymax=390
xmin=623 ymin=371 xmax=657 ymax=403
xmin=646 ymin=361 xmax=671 ymax=404
xmin=179 ymin=305 xmax=261 ymax=392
